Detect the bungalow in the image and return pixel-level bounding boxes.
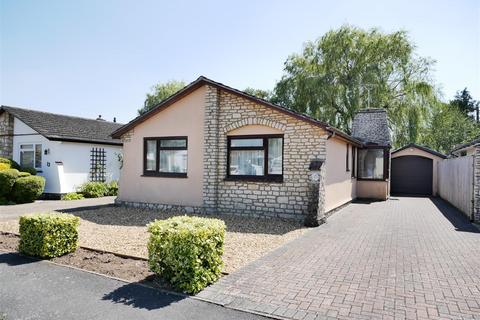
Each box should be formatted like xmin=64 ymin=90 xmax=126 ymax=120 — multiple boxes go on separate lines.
xmin=0 ymin=106 xmax=123 ymax=197
xmin=112 ymin=76 xmax=391 ymax=224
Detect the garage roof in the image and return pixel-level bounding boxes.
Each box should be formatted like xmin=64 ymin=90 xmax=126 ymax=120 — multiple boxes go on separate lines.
xmin=392 ymin=143 xmax=447 ymax=159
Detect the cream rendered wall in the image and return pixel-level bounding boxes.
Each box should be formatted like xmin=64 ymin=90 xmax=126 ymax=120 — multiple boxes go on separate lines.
xmin=392 ymin=147 xmax=444 ymax=196
xmin=118 ymin=86 xmax=206 ymax=206
xmin=325 ymin=137 xmax=356 ymax=212
xmin=356 ymin=180 xmax=389 ymax=199
xmin=228 ymin=125 xmax=283 ymax=135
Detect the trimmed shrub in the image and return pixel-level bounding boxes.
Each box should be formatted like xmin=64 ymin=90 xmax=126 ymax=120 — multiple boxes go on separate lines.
xmin=11 ymin=176 xmax=45 ymax=204
xmin=147 ymin=216 xmax=226 ymax=293
xmin=0 ymin=162 xmax=10 ymax=171
xmin=0 ymin=169 xmax=19 ymax=197
xmin=20 ymin=167 xmax=37 ymax=175
xmin=0 ymin=157 xmax=20 ymax=170
xmin=19 ymin=213 xmax=80 ymax=258
xmin=18 ymin=172 xmax=31 ymax=178
xmin=105 ymin=180 xmax=119 ymax=196
xmin=78 ymin=181 xmax=108 ymax=198
xmin=62 ymin=192 xmax=85 ymax=200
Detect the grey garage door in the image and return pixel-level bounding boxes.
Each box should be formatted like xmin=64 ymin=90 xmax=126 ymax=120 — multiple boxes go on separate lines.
xmin=391 ymin=156 xmax=433 ymax=195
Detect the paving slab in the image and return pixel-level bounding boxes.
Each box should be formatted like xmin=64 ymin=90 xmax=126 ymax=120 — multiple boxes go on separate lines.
xmin=198 ymin=197 xmax=480 ymax=320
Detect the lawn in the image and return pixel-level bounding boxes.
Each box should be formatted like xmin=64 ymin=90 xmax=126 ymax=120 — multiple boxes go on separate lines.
xmin=0 ymin=206 xmax=306 ymax=274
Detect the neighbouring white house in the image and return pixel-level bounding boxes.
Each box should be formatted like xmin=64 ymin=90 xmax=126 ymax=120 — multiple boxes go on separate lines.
xmin=0 ymin=106 xmax=123 ymax=197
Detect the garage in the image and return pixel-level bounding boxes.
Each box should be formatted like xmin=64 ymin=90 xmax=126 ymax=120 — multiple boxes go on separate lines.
xmin=391 ymin=144 xmax=446 ymax=196
xmin=391 ymin=156 xmax=433 ymax=195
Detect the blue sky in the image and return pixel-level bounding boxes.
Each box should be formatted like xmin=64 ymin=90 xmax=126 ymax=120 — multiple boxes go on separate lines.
xmin=1 ymin=0 xmax=479 ymax=123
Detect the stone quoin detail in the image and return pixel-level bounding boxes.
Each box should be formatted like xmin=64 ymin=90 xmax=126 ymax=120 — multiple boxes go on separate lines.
xmin=0 ymin=111 xmax=14 ymax=158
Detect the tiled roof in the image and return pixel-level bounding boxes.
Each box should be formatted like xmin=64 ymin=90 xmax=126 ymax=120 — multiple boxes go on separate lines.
xmin=392 ymin=143 xmax=447 ymax=159
xmin=351 ymin=109 xmax=391 ymax=146
xmin=111 ymin=76 xmax=363 ymax=146
xmin=1 ymin=105 xmax=123 ymax=146
xmin=451 ymin=137 xmax=480 ymax=153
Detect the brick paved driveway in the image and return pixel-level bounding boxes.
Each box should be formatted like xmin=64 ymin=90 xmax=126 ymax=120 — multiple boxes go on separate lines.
xmin=197 ymin=197 xmax=480 ymax=320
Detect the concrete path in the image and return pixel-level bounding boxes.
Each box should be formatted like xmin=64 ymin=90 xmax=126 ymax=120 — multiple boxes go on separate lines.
xmin=198 ymin=197 xmax=480 ymax=320
xmin=0 ymin=196 xmax=115 ymax=220
xmin=0 ymin=252 xmax=268 ymax=320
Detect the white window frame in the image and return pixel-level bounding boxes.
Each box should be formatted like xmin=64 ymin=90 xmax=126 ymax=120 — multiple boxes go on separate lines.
xmin=19 ymin=143 xmax=42 ymax=169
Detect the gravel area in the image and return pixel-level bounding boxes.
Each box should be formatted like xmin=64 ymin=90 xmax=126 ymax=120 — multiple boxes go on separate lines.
xmin=0 ymin=206 xmax=307 ymax=274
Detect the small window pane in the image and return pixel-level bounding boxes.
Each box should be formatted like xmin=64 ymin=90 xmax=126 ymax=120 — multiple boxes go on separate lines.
xmin=231 ymin=138 xmax=263 ymax=147
xmin=20 ymin=151 xmax=34 ymax=168
xmin=358 ymin=149 xmax=384 ymax=179
xmin=230 ymin=150 xmax=264 ymax=175
xmin=160 ymin=150 xmax=187 ymax=173
xmin=20 ymin=144 xmax=33 ymax=149
xmin=268 ymin=138 xmax=282 ymax=174
xmin=35 ymin=144 xmax=42 ymax=168
xmin=160 ymin=139 xmax=186 ymax=148
xmin=146 ymin=140 xmax=157 ymax=171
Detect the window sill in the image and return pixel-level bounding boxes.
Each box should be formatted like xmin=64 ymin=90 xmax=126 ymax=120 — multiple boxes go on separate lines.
xmin=357 ymin=178 xmax=388 ymax=182
xmin=142 ymin=173 xmax=188 ymax=178
xmin=224 ymin=176 xmax=283 ymax=183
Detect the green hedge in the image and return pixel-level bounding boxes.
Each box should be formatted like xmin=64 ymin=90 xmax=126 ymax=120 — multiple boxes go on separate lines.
xmin=19 ymin=213 xmax=80 ymax=258
xmin=20 ymin=167 xmax=37 ymax=175
xmin=0 ymin=169 xmax=19 ymax=197
xmin=147 ymin=216 xmax=225 ymax=293
xmin=78 ymin=181 xmax=108 ymax=198
xmin=11 ymin=176 xmax=46 ymax=204
xmin=62 ymin=192 xmax=85 ymax=200
xmin=0 ymin=157 xmax=20 ymax=170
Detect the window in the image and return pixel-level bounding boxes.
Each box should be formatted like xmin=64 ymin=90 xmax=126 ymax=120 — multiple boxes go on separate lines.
xmin=346 ymin=144 xmax=350 ymax=172
xmin=20 ymin=144 xmax=42 ymax=169
xmin=227 ymin=135 xmax=283 ymax=181
xmin=143 ymin=137 xmax=187 ymax=177
xmin=357 ymin=148 xmax=387 ymax=180
xmin=351 ymin=146 xmax=356 ymax=178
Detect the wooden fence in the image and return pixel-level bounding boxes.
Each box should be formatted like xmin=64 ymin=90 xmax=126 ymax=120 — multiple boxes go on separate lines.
xmin=437 ymin=156 xmax=474 ymax=219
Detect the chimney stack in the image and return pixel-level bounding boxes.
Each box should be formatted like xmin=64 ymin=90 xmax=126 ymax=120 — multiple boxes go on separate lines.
xmin=351 ymin=109 xmax=391 ymax=146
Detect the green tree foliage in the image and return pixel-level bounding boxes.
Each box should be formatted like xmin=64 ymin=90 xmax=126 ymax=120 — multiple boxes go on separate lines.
xmin=138 ymin=80 xmax=186 ymax=115
xmin=450 ymin=88 xmax=479 ymax=119
xmin=244 ymin=87 xmax=273 ymax=101
xmin=272 ymin=25 xmax=437 ymax=147
xmin=421 ymin=103 xmax=480 ymax=154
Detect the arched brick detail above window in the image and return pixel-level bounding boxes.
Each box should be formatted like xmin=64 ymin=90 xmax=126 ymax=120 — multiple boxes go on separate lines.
xmin=223 ymin=117 xmax=287 ymax=134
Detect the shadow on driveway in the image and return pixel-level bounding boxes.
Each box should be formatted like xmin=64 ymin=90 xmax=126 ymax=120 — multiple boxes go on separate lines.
xmin=430 ymin=197 xmax=479 ymax=233
xmin=0 ymin=252 xmax=38 ymax=266
xmin=102 ymin=282 xmax=185 ymax=311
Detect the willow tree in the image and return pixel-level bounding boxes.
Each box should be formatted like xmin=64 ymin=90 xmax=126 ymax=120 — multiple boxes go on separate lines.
xmin=272 ymin=25 xmax=437 ymax=147
xmin=138 ymin=80 xmax=186 ymax=115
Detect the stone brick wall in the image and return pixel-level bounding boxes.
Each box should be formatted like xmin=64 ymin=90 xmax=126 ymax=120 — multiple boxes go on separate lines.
xmin=0 ymin=112 xmax=14 ymax=158
xmin=474 ymin=146 xmax=480 ymax=222
xmin=203 ymin=85 xmax=328 ymax=221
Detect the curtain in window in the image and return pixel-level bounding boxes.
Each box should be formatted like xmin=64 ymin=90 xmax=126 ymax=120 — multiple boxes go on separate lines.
xmin=358 ymin=149 xmax=384 ymax=179
xmin=268 ymin=138 xmax=282 ymax=174
xmin=230 ymin=150 xmax=264 ymax=175
xmin=146 ymin=140 xmax=156 ymax=170
xmin=160 ymin=150 xmax=187 ymax=173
